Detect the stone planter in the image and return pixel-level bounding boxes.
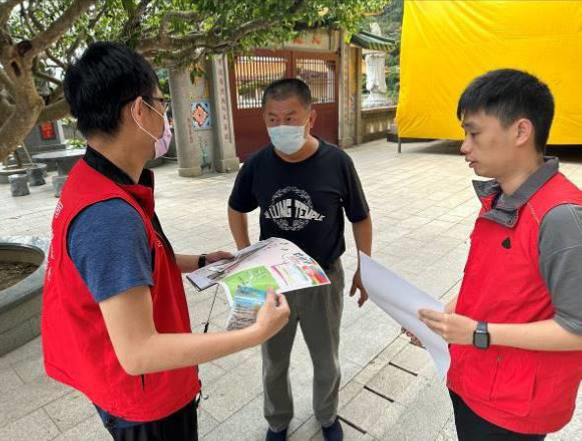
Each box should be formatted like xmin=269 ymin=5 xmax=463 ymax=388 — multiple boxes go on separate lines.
xmin=0 ymin=237 xmax=49 ymax=356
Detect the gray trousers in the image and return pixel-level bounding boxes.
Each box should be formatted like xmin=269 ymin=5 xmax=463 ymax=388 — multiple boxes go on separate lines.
xmin=262 ymin=260 xmax=345 ymax=432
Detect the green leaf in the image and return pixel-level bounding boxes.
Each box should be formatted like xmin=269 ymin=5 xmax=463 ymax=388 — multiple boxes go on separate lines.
xmin=121 ymin=0 xmax=136 ymax=16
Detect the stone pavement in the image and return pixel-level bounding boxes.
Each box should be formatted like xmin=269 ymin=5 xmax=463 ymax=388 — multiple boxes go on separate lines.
xmin=1 ymin=139 xmax=581 ymax=441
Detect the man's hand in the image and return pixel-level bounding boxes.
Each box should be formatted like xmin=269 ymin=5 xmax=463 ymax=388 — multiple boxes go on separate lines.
xmin=206 ymin=251 xmax=234 ymax=265
xmin=444 ymin=295 xmax=458 ymax=314
xmin=349 ymin=269 xmax=368 ymax=307
xmin=253 ymin=290 xmax=291 ymax=342
xmin=418 ymin=309 xmax=477 ymax=345
xmin=176 ymin=252 xmax=235 ymax=273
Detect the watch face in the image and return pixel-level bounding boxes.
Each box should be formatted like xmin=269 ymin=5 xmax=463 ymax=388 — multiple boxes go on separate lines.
xmin=474 ymin=332 xmax=490 ymax=349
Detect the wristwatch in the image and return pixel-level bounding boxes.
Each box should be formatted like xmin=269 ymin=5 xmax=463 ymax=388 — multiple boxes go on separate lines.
xmin=473 ymin=321 xmax=490 ymax=349
xmin=199 ymin=254 xmax=207 ymax=268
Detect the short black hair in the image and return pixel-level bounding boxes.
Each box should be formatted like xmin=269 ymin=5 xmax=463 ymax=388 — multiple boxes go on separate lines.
xmin=262 ymin=78 xmax=312 ymax=109
xmin=457 ymin=69 xmax=554 ymax=153
xmin=64 ymin=42 xmax=160 ymax=138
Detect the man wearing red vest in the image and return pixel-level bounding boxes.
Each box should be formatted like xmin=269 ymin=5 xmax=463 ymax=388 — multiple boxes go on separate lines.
xmin=419 ymin=69 xmax=582 ymax=440
xmin=42 ymin=42 xmax=290 ymax=441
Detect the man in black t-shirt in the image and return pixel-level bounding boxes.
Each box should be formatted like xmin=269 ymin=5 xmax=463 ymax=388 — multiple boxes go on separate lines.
xmin=228 ymin=79 xmax=373 ymax=441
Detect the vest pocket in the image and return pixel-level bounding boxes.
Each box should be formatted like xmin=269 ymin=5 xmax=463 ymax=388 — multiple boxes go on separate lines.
xmin=490 ymin=349 xmax=538 ymax=417
xmin=462 ymin=347 xmax=498 ymax=402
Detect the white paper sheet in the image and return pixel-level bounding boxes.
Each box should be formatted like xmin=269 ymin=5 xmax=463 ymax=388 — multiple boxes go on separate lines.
xmin=360 ymin=252 xmax=451 ymax=379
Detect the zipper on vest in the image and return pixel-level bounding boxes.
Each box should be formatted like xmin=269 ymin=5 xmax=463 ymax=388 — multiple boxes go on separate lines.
xmin=140 ymin=374 xmax=145 ymax=391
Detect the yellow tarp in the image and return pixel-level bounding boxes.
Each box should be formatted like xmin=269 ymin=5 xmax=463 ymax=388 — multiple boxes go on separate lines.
xmin=396 ymin=1 xmax=582 ymax=144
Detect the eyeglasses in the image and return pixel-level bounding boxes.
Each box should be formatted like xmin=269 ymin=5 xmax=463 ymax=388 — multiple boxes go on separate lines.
xmin=143 ymin=96 xmax=170 ymax=112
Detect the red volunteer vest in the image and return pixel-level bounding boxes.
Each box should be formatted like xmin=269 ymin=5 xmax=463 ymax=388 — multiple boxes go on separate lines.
xmin=42 ymin=159 xmax=200 ymax=422
xmin=448 ymin=172 xmax=582 ymax=434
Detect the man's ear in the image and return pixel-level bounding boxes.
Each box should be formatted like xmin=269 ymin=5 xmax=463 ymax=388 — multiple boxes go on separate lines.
xmin=309 ymin=108 xmax=317 ymax=129
xmin=515 ymin=118 xmax=534 ymax=148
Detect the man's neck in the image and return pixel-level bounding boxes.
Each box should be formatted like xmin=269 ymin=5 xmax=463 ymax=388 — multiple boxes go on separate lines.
xmin=88 ymin=135 xmax=148 ymax=184
xmin=497 ymin=155 xmax=545 ymax=196
xmin=274 ymin=135 xmax=319 ymax=163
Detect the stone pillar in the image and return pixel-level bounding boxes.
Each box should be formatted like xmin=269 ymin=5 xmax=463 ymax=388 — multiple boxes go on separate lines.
xmin=190 ymin=67 xmax=214 ymax=173
xmin=210 ymin=55 xmax=240 ymax=173
xmin=168 ymin=68 xmax=203 ymax=177
xmin=355 ymin=47 xmax=364 ymax=145
xmin=9 ymin=174 xmax=30 ymax=196
xmin=26 ymin=166 xmax=45 ymax=186
xmin=338 ymin=31 xmax=355 ymax=148
xmin=52 ymin=175 xmax=67 ymax=198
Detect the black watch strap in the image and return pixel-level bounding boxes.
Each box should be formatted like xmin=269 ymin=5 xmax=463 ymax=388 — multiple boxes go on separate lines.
xmin=199 ymin=254 xmax=207 ymax=268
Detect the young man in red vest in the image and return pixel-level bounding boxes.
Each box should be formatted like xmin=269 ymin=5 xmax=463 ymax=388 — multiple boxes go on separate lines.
xmin=42 ymin=42 xmax=290 ymax=441
xmin=418 ymin=69 xmax=582 ymax=440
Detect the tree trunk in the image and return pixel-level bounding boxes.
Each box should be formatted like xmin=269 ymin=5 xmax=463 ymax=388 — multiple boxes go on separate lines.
xmin=0 ymin=50 xmax=44 ymax=162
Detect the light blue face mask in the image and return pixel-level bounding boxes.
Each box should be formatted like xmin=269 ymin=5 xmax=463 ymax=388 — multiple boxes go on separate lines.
xmin=268 ymin=123 xmax=307 ymax=155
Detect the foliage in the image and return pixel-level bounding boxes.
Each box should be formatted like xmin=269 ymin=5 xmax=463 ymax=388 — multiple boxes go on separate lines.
xmin=0 ymin=0 xmax=389 ymax=161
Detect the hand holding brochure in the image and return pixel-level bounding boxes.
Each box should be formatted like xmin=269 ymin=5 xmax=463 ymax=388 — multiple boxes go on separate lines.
xmin=187 ymin=238 xmax=330 ymax=329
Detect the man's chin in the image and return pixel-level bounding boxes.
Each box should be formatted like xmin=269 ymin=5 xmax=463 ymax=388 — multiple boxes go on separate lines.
xmin=473 ymin=168 xmax=495 ymax=179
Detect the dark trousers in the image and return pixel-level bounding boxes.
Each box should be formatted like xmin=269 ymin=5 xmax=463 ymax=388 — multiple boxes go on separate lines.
xmin=105 ymin=399 xmax=198 ymax=441
xmin=450 ymin=390 xmax=546 ymax=441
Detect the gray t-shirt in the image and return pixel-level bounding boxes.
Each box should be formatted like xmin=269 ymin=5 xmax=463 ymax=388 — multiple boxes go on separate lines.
xmin=477 ymin=158 xmax=582 ymax=334
xmin=539 ymin=204 xmax=582 ymax=334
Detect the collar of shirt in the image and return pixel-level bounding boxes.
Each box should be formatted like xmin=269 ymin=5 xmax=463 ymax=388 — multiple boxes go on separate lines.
xmin=84 ymin=145 xmax=153 ymax=188
xmin=472 ymin=157 xmax=559 ymax=228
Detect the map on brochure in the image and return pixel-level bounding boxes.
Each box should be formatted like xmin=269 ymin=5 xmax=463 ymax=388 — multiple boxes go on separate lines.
xmin=186 ymin=238 xmax=330 ymax=330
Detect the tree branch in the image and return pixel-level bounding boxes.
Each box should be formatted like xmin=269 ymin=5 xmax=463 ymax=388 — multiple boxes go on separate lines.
xmin=0 ymin=66 xmax=14 ymax=97
xmin=45 ymin=48 xmax=67 ymax=70
xmin=0 ymin=0 xmax=21 ymax=28
xmin=0 ymin=94 xmax=14 ymax=121
xmin=138 ymin=18 xmax=274 ymax=64
xmin=27 ymin=5 xmax=47 ymax=33
xmin=66 ymin=3 xmax=107 ymax=63
xmin=37 ymin=96 xmax=69 ymax=122
xmin=33 ymin=68 xmax=62 ymax=87
xmin=119 ymin=0 xmax=151 ymax=44
xmin=137 ymin=0 xmax=308 ymax=66
xmin=160 ymin=10 xmax=202 ymax=38
xmin=29 ymin=0 xmax=96 ymax=57
xmin=47 ymin=83 xmax=63 ymax=104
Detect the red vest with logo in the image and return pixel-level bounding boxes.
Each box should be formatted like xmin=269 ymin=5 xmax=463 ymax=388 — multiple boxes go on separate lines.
xmin=42 ymin=160 xmax=200 ymax=422
xmin=447 ymin=172 xmax=582 ymax=434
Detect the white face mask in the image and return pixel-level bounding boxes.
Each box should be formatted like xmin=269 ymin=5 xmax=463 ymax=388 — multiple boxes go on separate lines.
xmin=132 ymin=100 xmax=172 ymax=159
xmin=268 ymin=122 xmax=308 ymax=155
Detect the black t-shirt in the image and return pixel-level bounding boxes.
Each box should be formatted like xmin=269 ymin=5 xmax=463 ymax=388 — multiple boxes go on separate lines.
xmin=229 ymin=139 xmax=369 ymax=268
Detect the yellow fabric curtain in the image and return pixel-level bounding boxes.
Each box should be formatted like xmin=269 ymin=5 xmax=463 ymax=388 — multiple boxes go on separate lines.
xmin=396 ymin=1 xmax=582 ymax=144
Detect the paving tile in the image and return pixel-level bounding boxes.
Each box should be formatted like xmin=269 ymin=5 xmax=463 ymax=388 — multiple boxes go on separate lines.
xmin=0 ymin=363 xmax=24 ymax=396
xmin=44 ymin=390 xmax=96 ymax=432
xmin=390 ymin=344 xmax=434 ymax=377
xmin=198 ymin=408 xmax=221 ymax=438
xmin=200 ymin=370 xmax=262 ymax=422
xmin=12 ymin=351 xmax=45 ymax=383
xmin=0 ymin=375 xmax=70 ymax=427
xmin=202 ymin=395 xmax=266 ymax=441
xmin=0 ymin=409 xmax=59 ymax=441
xmin=341 ymin=309 xmax=401 ymax=368
xmin=376 ymin=377 xmax=452 ymax=441
xmin=339 ymin=388 xmax=405 ymax=436
xmin=52 ymin=414 xmax=110 ymax=441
